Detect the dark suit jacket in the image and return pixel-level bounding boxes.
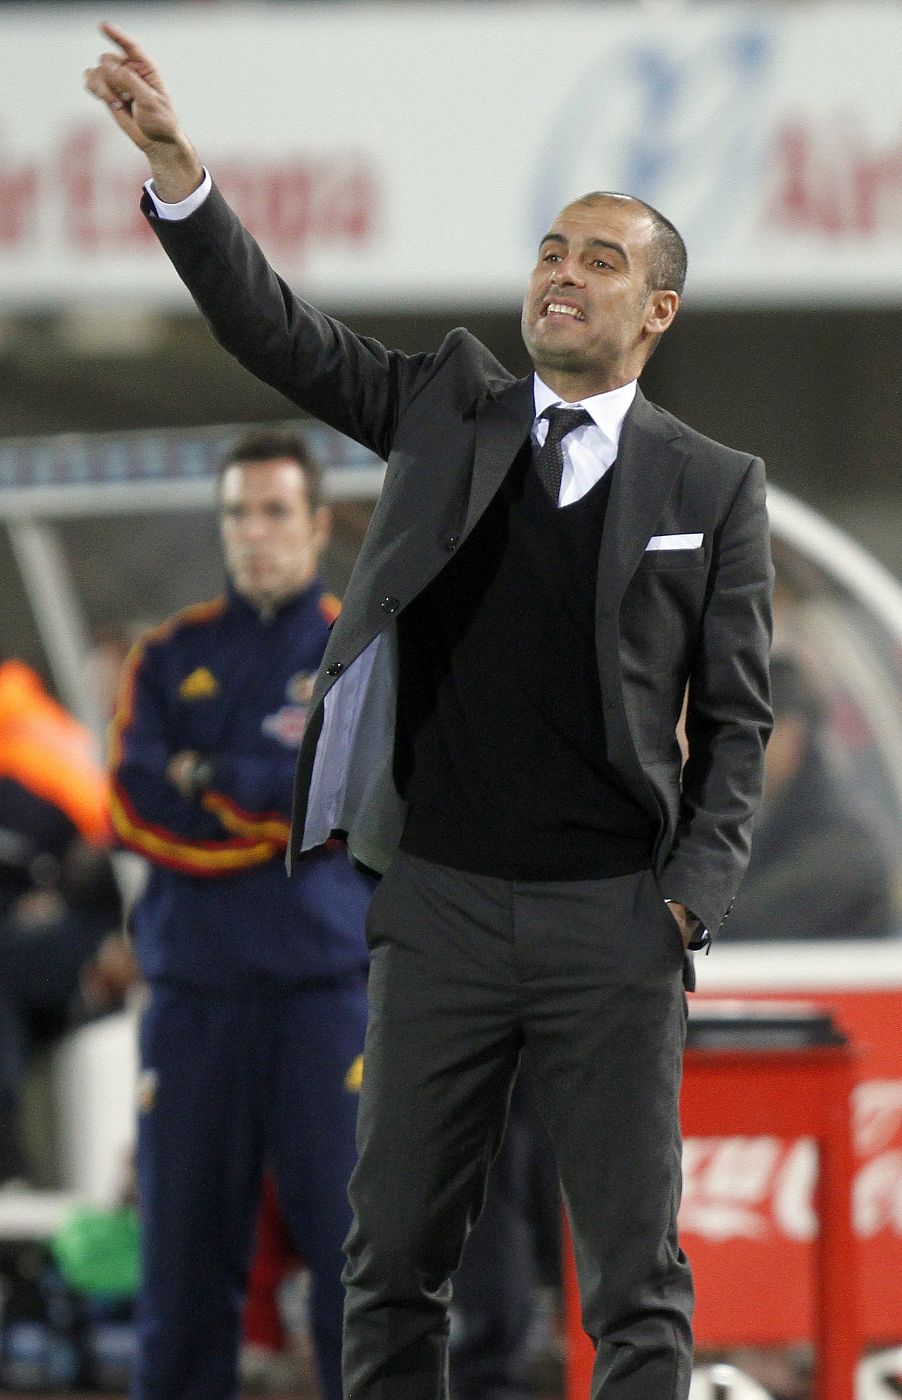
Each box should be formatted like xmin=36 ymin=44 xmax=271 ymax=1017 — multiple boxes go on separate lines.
xmin=145 ymin=183 xmax=774 ymax=938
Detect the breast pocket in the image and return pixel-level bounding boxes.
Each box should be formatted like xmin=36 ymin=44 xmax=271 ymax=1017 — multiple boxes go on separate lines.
xmin=619 ymin=548 xmax=707 ymax=676
xmin=636 ymin=545 xmax=705 ymax=572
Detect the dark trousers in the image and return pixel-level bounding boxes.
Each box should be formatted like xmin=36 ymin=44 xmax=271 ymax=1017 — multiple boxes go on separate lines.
xmin=449 ymin=1070 xmax=558 ymax=1400
xmin=343 ymin=853 xmax=693 ymax=1400
xmin=132 ymin=976 xmax=368 ymax=1400
xmin=0 ymin=911 xmax=109 ymax=1180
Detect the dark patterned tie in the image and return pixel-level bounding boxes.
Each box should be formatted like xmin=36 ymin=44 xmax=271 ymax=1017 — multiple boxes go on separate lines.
xmin=533 ymin=406 xmax=593 ymax=504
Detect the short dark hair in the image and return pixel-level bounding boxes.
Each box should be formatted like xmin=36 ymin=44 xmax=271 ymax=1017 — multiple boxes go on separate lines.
xmin=573 ymin=192 xmax=688 ymax=296
xmin=219 ymin=427 xmax=323 ymax=510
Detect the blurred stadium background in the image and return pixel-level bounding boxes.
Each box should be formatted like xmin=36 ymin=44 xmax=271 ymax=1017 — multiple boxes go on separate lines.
xmin=1 ymin=2 xmax=901 ymax=1398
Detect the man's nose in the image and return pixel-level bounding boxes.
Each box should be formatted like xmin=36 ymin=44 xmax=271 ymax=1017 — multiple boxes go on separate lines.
xmin=550 ymin=254 xmax=585 ymax=286
xmin=239 ymin=514 xmax=268 ymax=539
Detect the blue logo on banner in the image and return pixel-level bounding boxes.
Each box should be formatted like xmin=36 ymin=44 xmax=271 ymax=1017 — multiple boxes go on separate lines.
xmin=529 ymin=23 xmax=773 ymax=254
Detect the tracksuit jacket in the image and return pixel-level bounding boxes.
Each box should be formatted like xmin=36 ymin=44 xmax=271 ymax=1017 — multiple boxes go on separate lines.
xmin=109 ymin=580 xmax=372 ymax=989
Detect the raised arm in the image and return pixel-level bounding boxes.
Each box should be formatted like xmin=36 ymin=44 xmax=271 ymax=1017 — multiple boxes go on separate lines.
xmin=83 ymin=24 xmax=445 ymax=457
xmin=84 ymin=22 xmax=203 ymax=203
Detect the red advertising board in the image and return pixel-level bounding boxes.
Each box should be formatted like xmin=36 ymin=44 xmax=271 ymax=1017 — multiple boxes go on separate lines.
xmin=686 ymin=949 xmax=902 ymax=1348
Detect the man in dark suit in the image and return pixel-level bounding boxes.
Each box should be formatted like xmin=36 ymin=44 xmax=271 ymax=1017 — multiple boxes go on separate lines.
xmin=87 ymin=26 xmax=774 ymax=1400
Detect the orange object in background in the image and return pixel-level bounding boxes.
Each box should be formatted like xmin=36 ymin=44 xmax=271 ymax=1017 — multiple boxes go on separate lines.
xmin=0 ymin=659 xmax=111 ymax=845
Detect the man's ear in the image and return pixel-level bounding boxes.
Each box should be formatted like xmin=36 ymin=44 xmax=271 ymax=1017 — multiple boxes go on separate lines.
xmin=645 ymin=289 xmax=680 ymax=337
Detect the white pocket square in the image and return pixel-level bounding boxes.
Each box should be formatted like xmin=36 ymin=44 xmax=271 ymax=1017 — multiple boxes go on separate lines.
xmin=645 ymin=533 xmax=703 ymax=551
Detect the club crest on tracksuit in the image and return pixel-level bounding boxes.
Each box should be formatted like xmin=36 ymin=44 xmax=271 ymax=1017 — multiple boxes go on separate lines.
xmin=262 ymin=671 xmax=317 ymax=746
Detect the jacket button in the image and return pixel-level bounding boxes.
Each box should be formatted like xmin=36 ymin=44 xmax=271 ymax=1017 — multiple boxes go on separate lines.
xmin=380 ymin=596 xmax=400 ymax=614
xmin=325 ymin=661 xmax=344 ymax=677
xmin=445 ymin=534 xmax=460 ymax=551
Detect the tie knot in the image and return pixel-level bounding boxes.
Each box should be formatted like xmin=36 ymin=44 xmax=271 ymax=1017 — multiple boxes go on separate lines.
xmin=541 ymin=405 xmax=593 ymax=449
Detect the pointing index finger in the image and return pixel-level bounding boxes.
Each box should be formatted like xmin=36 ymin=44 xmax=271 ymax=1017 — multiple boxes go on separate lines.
xmin=99 ymin=21 xmax=151 ymax=67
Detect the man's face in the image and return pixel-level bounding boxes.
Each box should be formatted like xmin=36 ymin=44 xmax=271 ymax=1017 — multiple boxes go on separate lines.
xmin=520 ymin=196 xmax=677 ymax=396
xmin=220 ymin=458 xmax=330 ymax=609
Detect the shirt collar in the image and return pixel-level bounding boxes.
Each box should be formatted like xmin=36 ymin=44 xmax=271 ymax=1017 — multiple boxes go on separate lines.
xmin=532 ymin=373 xmax=638 ymax=446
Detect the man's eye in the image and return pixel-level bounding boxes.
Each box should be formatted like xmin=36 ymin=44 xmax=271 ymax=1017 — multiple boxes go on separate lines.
xmin=542 ymin=252 xmax=561 ymax=263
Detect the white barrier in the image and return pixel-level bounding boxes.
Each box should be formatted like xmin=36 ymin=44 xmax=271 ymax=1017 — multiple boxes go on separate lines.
xmin=50 ymin=1004 xmax=140 ymax=1205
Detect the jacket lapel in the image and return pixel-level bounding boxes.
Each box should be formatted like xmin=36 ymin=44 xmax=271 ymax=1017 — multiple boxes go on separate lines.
xmin=463 ymin=379 xmax=686 ymax=603
xmin=600 ymin=388 xmax=687 ymax=607
xmin=463 ymin=377 xmax=535 ymax=538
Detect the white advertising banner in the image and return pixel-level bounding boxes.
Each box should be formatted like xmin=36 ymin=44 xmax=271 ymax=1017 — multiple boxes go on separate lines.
xmin=1 ymin=2 xmax=901 ymax=310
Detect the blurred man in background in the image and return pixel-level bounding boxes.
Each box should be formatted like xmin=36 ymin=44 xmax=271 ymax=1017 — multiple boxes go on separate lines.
xmin=0 ymin=655 xmax=128 ymax=1186
xmin=108 ymin=429 xmax=373 ymax=1400
xmin=724 ymin=652 xmax=899 ymax=942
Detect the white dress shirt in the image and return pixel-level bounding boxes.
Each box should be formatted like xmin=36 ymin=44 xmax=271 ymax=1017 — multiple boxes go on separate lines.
xmin=144 ymin=169 xmax=213 ymax=220
xmin=531 ymin=375 xmax=637 ymax=508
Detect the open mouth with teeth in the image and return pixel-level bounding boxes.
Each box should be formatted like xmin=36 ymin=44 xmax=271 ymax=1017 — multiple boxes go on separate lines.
xmin=543 ymin=302 xmax=586 ymax=322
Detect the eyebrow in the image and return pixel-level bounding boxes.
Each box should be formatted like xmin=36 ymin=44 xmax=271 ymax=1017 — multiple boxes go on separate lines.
xmin=538 ymin=232 xmax=629 ymax=264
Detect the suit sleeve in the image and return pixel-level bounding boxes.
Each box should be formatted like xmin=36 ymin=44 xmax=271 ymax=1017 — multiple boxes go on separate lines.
xmin=142 ymin=182 xmax=437 ymax=459
xmin=660 ymin=457 xmax=774 ymax=938
xmin=108 ymin=640 xmax=281 ymax=877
